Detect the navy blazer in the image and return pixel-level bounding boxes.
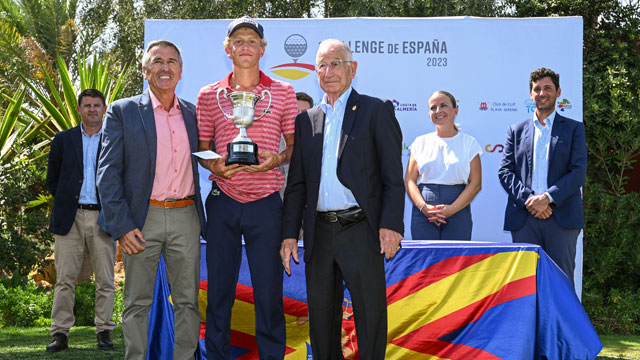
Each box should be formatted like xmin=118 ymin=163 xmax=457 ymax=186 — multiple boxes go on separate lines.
xmin=46 ymin=125 xmax=99 ymax=235
xmin=282 ymin=89 xmax=405 ymax=261
xmin=498 ymin=113 xmax=587 ymax=231
xmin=96 ymin=90 xmax=205 ymax=240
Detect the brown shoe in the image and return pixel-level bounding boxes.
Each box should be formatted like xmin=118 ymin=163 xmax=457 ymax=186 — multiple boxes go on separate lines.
xmin=97 ymin=330 xmax=114 ymax=350
xmin=46 ymin=332 xmax=68 ymax=352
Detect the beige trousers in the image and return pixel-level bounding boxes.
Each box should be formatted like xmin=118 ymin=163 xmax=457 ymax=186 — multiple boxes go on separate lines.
xmin=50 ymin=209 xmax=116 ymax=336
xmin=121 ymin=204 xmax=201 ymax=360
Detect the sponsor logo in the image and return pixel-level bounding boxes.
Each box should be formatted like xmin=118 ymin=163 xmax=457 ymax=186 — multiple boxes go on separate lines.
xmin=557 ymin=98 xmax=572 ymax=112
xmin=270 ymin=34 xmax=315 ymax=80
xmin=485 ymin=144 xmax=504 ymax=153
xmin=392 ymin=99 xmax=418 ymax=112
xmin=479 ymin=101 xmax=517 ymax=113
xmin=524 ymin=99 xmax=536 ymax=113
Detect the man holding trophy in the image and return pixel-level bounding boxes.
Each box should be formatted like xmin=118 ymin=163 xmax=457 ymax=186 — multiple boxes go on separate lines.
xmin=196 ymin=16 xmax=298 ymax=359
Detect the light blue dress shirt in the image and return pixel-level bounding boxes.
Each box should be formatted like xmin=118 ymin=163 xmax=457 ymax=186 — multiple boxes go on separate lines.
xmin=78 ymin=124 xmax=102 ymax=205
xmin=317 ymin=87 xmax=359 ymax=211
xmin=531 ymin=111 xmax=555 ymax=203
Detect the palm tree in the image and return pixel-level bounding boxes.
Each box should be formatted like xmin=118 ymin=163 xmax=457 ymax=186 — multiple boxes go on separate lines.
xmin=0 ymin=53 xmax=130 ymax=165
xmin=0 ymin=0 xmax=79 ymax=106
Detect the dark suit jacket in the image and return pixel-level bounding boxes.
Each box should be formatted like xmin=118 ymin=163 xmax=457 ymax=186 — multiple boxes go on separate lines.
xmin=46 ymin=125 xmax=99 ymax=235
xmin=282 ymin=89 xmax=405 ymax=261
xmin=498 ymin=113 xmax=587 ymax=231
xmin=96 ymin=90 xmax=205 ymax=240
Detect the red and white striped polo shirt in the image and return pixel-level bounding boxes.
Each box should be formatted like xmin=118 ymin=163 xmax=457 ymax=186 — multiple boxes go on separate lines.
xmin=197 ymin=71 xmax=297 ymax=203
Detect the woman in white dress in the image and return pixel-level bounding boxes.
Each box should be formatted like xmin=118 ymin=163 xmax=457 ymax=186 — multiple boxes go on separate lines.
xmin=405 ymin=91 xmax=482 ymax=240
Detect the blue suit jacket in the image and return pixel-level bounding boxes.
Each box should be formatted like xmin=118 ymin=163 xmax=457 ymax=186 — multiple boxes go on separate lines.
xmin=498 ymin=113 xmax=587 ymax=231
xmin=46 ymin=125 xmax=99 ymax=235
xmin=282 ymin=89 xmax=405 ymax=261
xmin=96 ymin=90 xmax=205 ymax=240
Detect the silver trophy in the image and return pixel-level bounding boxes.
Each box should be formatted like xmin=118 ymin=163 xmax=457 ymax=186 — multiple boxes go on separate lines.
xmin=216 ymin=88 xmax=272 ymax=165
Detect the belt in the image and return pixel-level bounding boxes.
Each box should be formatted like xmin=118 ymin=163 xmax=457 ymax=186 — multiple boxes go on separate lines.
xmin=149 ymin=196 xmax=195 ymax=208
xmin=78 ymin=204 xmax=100 ymax=211
xmin=317 ymin=206 xmax=365 ymax=226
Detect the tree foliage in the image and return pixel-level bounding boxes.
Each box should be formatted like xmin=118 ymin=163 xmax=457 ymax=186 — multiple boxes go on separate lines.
xmin=0 ymin=0 xmax=79 ymax=102
xmin=0 ymin=144 xmax=52 ymax=278
xmin=323 ymin=0 xmax=498 ymax=17
xmin=502 ymin=0 xmax=640 ymax=195
xmin=582 ymin=179 xmax=640 ymax=334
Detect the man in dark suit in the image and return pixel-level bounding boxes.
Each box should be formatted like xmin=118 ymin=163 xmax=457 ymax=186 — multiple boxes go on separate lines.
xmin=97 ymin=40 xmax=205 ymax=360
xmin=499 ymin=67 xmax=587 ymax=284
xmin=280 ymin=39 xmax=404 ymax=359
xmin=46 ymin=88 xmax=115 ymax=353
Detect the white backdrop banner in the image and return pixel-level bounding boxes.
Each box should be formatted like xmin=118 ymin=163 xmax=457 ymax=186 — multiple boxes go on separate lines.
xmin=145 ymin=17 xmax=583 ymax=245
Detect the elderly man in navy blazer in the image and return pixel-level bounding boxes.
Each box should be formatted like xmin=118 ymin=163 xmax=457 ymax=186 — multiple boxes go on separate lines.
xmin=499 ymin=67 xmax=587 ymax=284
xmin=280 ymin=39 xmax=404 ymax=359
xmin=46 ymin=89 xmax=116 ymax=353
xmin=97 ymin=40 xmax=205 ymax=360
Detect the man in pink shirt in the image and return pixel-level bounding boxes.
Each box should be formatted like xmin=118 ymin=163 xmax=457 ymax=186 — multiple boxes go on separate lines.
xmin=196 ymin=16 xmax=297 ymax=359
xmin=97 ymin=40 xmax=205 ymax=360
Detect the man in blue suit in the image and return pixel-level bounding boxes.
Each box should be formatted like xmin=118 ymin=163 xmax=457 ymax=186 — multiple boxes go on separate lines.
xmin=499 ymin=67 xmax=587 ymax=284
xmin=97 ymin=40 xmax=205 ymax=360
xmin=46 ymin=89 xmax=116 ymax=352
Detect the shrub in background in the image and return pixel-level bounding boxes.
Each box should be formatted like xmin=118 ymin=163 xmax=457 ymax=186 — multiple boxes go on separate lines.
xmin=0 ymin=280 xmax=52 ymax=327
xmin=582 ymin=180 xmax=640 ymax=334
xmin=0 ymin=279 xmax=124 ymax=327
xmin=113 ymin=281 xmax=125 ymax=323
xmin=0 ymin=144 xmax=53 ymax=279
xmin=73 ymin=282 xmax=97 ymax=326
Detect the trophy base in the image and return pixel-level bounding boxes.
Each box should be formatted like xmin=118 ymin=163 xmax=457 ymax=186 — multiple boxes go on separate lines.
xmin=226 ymin=141 xmax=259 ymax=165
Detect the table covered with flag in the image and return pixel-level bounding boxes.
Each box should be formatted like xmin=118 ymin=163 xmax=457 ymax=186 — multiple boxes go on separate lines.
xmin=146 ymin=241 xmax=602 ymax=359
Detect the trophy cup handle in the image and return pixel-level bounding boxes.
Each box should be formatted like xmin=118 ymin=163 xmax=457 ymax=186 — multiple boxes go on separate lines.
xmin=254 ymin=89 xmax=272 ymax=121
xmin=216 ymin=88 xmax=233 ymax=119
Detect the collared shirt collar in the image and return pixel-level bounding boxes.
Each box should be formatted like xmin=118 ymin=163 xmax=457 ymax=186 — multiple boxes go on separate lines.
xmin=320 ymin=87 xmax=353 ymax=113
xmin=80 ymin=122 xmax=103 ymax=137
xmin=149 ymin=89 xmax=180 ymax=111
xmin=219 ymin=71 xmax=274 ymax=89
xmin=533 ymin=110 xmax=556 ymax=129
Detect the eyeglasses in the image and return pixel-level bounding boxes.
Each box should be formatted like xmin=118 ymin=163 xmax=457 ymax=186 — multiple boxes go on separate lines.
xmin=315 ymin=59 xmax=352 ymax=72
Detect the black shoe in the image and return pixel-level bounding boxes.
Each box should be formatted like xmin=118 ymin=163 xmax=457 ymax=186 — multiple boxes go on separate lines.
xmin=46 ymin=332 xmax=68 ymax=352
xmin=97 ymin=330 xmax=114 ymax=350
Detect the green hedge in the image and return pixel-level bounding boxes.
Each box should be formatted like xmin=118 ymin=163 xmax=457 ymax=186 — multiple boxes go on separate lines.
xmin=582 ymin=180 xmax=640 ymax=334
xmin=0 ymin=280 xmax=124 ymax=328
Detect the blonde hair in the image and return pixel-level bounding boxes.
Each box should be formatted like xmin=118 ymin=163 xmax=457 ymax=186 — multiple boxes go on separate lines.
xmin=223 ymin=36 xmax=268 ymax=50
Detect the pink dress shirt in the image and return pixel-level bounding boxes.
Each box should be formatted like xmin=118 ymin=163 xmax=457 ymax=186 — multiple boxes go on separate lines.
xmin=149 ymin=90 xmax=195 ymax=201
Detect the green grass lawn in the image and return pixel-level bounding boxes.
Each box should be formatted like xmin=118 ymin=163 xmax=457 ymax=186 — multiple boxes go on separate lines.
xmin=598 ymin=335 xmax=640 ymax=360
xmin=0 ymin=326 xmax=638 ymax=359
xmin=0 ymin=326 xmax=124 ymax=359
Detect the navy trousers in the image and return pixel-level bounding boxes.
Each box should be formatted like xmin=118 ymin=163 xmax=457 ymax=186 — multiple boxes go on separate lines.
xmin=410 ymin=183 xmax=472 ymax=240
xmin=511 ymin=215 xmax=580 ymax=284
xmin=204 ymin=185 xmax=285 ymax=360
